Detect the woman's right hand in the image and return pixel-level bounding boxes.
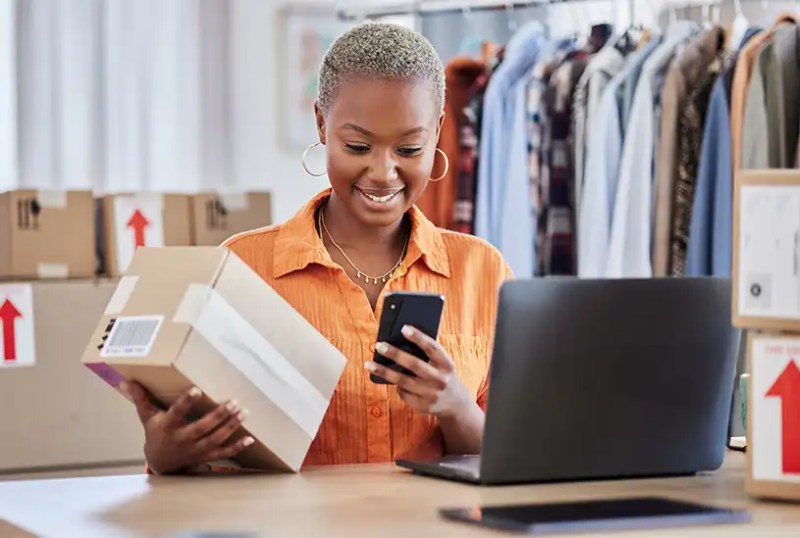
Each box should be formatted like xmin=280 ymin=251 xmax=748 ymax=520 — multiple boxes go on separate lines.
xmin=121 ymin=381 xmax=254 ymax=475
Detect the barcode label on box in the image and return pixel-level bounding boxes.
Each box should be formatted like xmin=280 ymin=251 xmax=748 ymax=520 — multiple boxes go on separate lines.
xmin=100 ymin=316 xmax=163 ymax=358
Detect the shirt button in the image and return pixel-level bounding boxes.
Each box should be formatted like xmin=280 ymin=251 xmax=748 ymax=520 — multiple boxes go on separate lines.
xmin=371 ymin=407 xmax=382 ymax=418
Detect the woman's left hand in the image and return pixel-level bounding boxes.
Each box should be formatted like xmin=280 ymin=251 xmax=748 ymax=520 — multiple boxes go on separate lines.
xmin=365 ymin=325 xmax=472 ymax=419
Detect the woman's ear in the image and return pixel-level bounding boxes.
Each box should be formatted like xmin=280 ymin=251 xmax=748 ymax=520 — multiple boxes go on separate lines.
xmin=436 ymin=112 xmax=445 ymax=141
xmin=314 ymin=101 xmax=327 ymax=144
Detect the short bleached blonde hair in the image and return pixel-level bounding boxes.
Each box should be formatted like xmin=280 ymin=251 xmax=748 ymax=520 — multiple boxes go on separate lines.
xmin=317 ymin=22 xmax=445 ymax=116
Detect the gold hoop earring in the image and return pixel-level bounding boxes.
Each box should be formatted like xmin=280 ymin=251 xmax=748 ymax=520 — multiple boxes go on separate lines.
xmin=429 ymin=148 xmax=449 ymax=182
xmin=302 ymin=142 xmax=327 ymax=177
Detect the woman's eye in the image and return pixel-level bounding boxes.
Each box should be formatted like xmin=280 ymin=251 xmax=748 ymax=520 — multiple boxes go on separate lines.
xmin=397 ymin=147 xmax=422 ymax=156
xmin=345 ymin=143 xmax=370 ymax=153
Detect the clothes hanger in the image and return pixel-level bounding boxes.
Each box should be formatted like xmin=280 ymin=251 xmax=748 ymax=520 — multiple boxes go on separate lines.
xmin=457 ymin=4 xmax=485 ymax=57
xmin=505 ymin=0 xmax=518 ymax=34
xmin=729 ymin=0 xmax=750 ymax=49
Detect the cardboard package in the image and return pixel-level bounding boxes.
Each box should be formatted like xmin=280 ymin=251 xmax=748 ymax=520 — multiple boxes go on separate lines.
xmin=190 ymin=192 xmax=272 ymax=246
xmin=99 ymin=193 xmax=192 ymax=276
xmin=82 ymin=247 xmax=346 ymax=472
xmin=746 ymin=333 xmax=800 ymax=501
xmin=733 ymin=170 xmax=800 ymax=331
xmin=0 ymin=280 xmax=144 ymax=472
xmin=0 ymin=190 xmax=95 ymax=279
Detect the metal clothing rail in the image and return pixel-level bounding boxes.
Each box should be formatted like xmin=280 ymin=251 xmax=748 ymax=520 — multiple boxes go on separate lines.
xmin=337 ymin=0 xmax=627 ymax=21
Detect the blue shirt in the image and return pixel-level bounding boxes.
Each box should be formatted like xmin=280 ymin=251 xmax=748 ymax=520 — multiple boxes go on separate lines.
xmin=685 ymin=28 xmax=762 ymax=277
xmin=475 ymin=21 xmax=546 ymax=278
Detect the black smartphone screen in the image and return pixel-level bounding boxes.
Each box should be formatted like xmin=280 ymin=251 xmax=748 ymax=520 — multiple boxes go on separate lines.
xmin=371 ymin=292 xmax=444 ymax=384
xmin=440 ymin=497 xmax=750 ymax=534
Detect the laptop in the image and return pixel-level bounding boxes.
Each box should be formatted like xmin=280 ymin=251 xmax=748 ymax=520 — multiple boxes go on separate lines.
xmin=396 ymin=278 xmax=741 ymax=485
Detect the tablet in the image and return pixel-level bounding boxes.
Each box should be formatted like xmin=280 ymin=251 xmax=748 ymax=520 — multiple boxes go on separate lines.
xmin=439 ymin=497 xmax=750 ymax=534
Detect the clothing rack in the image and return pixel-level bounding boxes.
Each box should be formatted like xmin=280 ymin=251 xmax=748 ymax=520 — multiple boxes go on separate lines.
xmin=337 ymin=0 xmax=632 ymax=22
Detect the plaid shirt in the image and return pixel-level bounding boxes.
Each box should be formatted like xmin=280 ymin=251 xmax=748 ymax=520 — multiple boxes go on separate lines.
xmin=532 ymin=50 xmax=588 ymax=276
xmin=454 ymin=52 xmax=502 ymax=235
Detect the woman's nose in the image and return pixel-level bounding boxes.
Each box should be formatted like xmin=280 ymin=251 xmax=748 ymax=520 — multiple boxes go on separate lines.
xmin=368 ymin=150 xmax=399 ymax=183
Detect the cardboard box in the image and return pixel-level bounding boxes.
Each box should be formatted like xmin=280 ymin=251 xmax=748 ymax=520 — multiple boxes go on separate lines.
xmin=0 ymin=190 xmax=95 ymax=279
xmin=733 ymin=170 xmax=800 ymax=331
xmin=746 ymin=332 xmax=800 ymax=501
xmin=82 ymin=247 xmax=346 ymax=472
xmin=99 ymin=193 xmax=192 ymax=276
xmin=0 ymin=280 xmax=145 ymax=472
xmin=191 ymin=192 xmax=272 ymax=246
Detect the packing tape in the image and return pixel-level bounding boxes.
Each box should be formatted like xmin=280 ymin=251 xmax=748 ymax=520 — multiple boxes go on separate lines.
xmin=218 ymin=192 xmax=249 ymax=211
xmin=37 ymin=263 xmax=69 ymax=279
xmin=104 ymin=276 xmax=139 ymax=315
xmin=174 ymin=284 xmax=328 ymax=437
xmin=35 ymin=190 xmax=68 ymax=209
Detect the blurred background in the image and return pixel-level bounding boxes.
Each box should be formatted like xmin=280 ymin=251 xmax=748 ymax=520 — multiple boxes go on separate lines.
xmin=2 ymin=0 xmax=795 ymax=222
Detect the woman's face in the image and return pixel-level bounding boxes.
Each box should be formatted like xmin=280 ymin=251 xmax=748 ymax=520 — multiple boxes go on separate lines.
xmin=316 ymin=77 xmax=443 ymax=227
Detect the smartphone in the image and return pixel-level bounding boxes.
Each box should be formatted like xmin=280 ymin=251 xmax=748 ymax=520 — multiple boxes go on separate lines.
xmin=439 ymin=497 xmax=750 ymax=535
xmin=371 ymin=291 xmax=445 ymax=384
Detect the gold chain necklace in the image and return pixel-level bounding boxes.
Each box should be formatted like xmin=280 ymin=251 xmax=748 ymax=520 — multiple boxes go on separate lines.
xmin=318 ymin=207 xmax=409 ymax=285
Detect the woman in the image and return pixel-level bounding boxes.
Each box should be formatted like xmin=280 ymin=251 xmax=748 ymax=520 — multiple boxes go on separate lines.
xmin=123 ymin=22 xmax=512 ymax=475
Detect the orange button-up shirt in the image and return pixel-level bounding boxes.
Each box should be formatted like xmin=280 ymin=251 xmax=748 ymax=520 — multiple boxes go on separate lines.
xmin=224 ymin=190 xmax=512 ymax=466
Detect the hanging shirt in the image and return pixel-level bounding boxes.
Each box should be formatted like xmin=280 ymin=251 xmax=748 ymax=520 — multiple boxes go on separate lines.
xmin=577 ymin=42 xmax=658 ymax=278
xmin=652 ymin=27 xmax=726 ymax=277
xmin=605 ymin=22 xmax=699 ymax=279
xmin=475 ymin=21 xmax=545 ymax=278
xmin=742 ymin=44 xmax=771 ymax=170
xmin=620 ymin=37 xmax=663 ymax=137
xmin=671 ymin=45 xmax=726 ymax=276
xmin=528 ymin=43 xmax=579 ymax=265
xmin=419 ymin=57 xmax=484 ymax=230
xmin=731 ymin=14 xmax=797 ymax=170
xmin=455 ymin=57 xmax=498 ymax=236
xmin=537 ymin=51 xmax=588 ymax=276
xmin=685 ymin=28 xmax=762 ymax=278
xmin=572 ymin=45 xmax=626 ymax=219
xmin=761 ymin=22 xmax=800 ymax=168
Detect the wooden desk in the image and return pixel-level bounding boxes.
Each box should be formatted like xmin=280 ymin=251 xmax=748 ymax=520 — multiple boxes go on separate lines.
xmin=0 ymin=452 xmax=797 ymax=537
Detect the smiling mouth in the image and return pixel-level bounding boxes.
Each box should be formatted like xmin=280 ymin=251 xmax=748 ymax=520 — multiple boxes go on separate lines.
xmin=355 ymin=186 xmax=404 ymax=204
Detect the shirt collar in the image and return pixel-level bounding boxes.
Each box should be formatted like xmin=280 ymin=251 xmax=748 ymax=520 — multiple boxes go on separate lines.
xmin=272 ymin=189 xmax=451 ymax=279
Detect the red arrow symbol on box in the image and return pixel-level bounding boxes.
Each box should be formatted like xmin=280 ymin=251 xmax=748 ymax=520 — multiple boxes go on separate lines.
xmin=127 ymin=209 xmax=150 ymax=248
xmin=766 ymin=360 xmax=800 ymax=474
xmin=0 ymin=299 xmax=22 ymax=362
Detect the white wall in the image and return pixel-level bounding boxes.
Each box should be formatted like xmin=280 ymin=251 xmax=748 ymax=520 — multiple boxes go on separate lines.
xmin=230 ymin=0 xmax=331 ymax=223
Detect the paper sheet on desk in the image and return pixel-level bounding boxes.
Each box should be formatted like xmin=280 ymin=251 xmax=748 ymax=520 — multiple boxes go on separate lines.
xmin=739 ymin=186 xmax=800 ymax=319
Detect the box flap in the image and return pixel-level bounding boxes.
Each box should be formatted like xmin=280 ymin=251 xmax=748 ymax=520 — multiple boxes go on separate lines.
xmin=82 ymin=247 xmax=229 ymax=368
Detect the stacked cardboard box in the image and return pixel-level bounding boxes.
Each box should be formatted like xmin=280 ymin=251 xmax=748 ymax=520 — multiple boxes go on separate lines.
xmin=98 ymin=191 xmax=273 ymax=275
xmin=733 ymin=170 xmax=800 ymax=502
xmin=98 ymin=193 xmax=194 ymax=276
xmin=0 ymin=187 xmax=271 ymax=473
xmin=0 ymin=280 xmax=144 ymax=472
xmin=0 ymin=190 xmax=95 ymax=279
xmin=191 ymin=192 xmax=272 ymax=246
xmin=82 ymin=247 xmax=346 ymax=472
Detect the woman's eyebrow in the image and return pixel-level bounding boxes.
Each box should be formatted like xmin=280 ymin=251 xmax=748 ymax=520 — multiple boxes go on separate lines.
xmin=340 ymin=124 xmax=429 ymax=137
xmin=341 ymin=123 xmax=372 ymax=136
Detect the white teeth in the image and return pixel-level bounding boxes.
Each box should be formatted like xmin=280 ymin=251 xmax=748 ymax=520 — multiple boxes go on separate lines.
xmin=360 ymin=189 xmax=402 ymax=203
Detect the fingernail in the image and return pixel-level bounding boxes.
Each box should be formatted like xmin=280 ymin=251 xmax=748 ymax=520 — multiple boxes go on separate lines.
xmin=226 ymin=400 xmax=240 ymax=412
xmin=237 ymin=409 xmax=249 ymax=421
xmin=188 ymin=387 xmax=201 ymax=397
xmin=376 ymin=342 xmax=389 ymax=354
xmin=365 ymin=361 xmax=377 ymax=372
xmin=402 ymin=325 xmax=414 ymax=337
xmin=243 ymin=436 xmax=255 ymax=447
